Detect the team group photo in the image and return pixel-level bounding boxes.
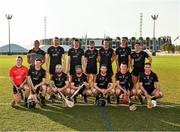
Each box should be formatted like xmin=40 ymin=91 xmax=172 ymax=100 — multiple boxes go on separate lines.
xmin=10 ymin=37 xmax=163 ymax=110
xmin=0 ymin=0 xmax=179 ymax=131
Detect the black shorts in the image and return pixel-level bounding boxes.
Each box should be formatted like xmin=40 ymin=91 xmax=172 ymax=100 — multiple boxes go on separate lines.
xmin=131 ymin=68 xmax=144 ymax=77
xmin=13 ymin=86 xmax=24 ymax=94
xmin=86 ymin=65 xmax=97 ymax=74
xmin=70 ymin=65 xmax=76 ymax=76
xmin=145 ymin=88 xmax=155 ymax=95
xmin=107 ymin=66 xmax=113 ymax=77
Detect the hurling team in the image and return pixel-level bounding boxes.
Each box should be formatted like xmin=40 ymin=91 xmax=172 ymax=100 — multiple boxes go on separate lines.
xmin=9 ymin=37 xmax=163 ymax=109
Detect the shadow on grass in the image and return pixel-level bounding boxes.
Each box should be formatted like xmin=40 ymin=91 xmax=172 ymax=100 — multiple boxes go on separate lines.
xmin=12 ymin=99 xmax=180 ymax=131
xmin=13 ymin=103 xmax=105 ymax=131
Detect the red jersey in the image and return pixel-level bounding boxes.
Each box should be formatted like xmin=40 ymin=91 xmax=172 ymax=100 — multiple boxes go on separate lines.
xmin=9 ymin=65 xmax=28 ymax=86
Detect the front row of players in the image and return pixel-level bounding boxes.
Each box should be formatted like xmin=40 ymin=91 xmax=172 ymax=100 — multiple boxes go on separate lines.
xmin=9 ymin=56 xmax=163 ymax=109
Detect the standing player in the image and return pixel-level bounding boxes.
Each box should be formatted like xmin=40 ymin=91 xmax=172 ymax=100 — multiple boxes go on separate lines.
xmin=93 ymin=65 xmax=114 ymax=103
xmin=115 ymin=62 xmax=135 ymax=104
xmin=9 ymin=56 xmax=29 ymax=107
xmin=71 ymin=65 xmax=89 ymax=103
xmin=28 ymin=59 xmax=47 ymax=106
xmin=47 ymin=64 xmax=69 ymax=103
xmin=115 ymin=37 xmax=131 ymax=71
xmin=84 ymin=40 xmax=98 ymax=83
xmin=99 ymin=38 xmax=115 ymax=77
xmin=27 ymin=40 xmax=45 ymax=67
xmin=138 ymin=63 xmax=163 ymax=107
xmin=131 ymin=42 xmax=152 ymax=91
xmin=46 ymin=37 xmax=65 ymax=77
xmin=66 ymin=39 xmax=85 ymax=78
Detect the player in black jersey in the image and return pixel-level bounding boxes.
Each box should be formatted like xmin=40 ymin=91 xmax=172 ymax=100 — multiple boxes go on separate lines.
xmin=99 ymin=38 xmax=115 ymax=77
xmin=84 ymin=40 xmax=98 ymax=84
xmin=115 ymin=62 xmax=136 ymax=104
xmin=93 ymin=64 xmax=114 ymax=104
xmin=70 ymin=65 xmax=89 ymax=103
xmin=67 ymin=39 xmax=85 ymax=78
xmin=47 ymin=64 xmax=69 ymax=103
xmin=115 ymin=37 xmax=131 ymax=71
xmin=46 ymin=37 xmax=65 ymax=76
xmin=27 ymin=40 xmax=45 ymax=67
xmin=28 ymin=59 xmax=47 ymax=106
xmin=138 ymin=63 xmax=163 ymax=107
xmin=131 ymin=42 xmax=152 ymax=90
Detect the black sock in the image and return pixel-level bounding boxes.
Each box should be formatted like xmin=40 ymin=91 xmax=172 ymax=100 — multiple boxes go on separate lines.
xmin=117 ymin=96 xmax=119 ymax=100
xmin=96 ymin=95 xmax=99 ymax=101
xmin=24 ymin=97 xmax=28 ymax=103
xmin=151 ymin=97 xmax=157 ymax=100
xmin=74 ymin=96 xmax=77 ymax=103
xmin=107 ymin=96 xmax=111 ymax=103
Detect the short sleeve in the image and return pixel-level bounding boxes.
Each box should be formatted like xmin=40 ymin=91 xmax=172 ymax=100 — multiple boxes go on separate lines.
xmin=80 ymin=49 xmax=84 ymax=56
xmin=28 ymin=68 xmax=32 ymax=76
xmin=127 ymin=47 xmax=131 ymax=55
xmin=61 ymin=47 xmax=65 ymax=54
xmin=144 ymin=52 xmax=149 ymax=58
xmin=68 ymin=49 xmax=71 ymax=56
xmin=47 ymin=47 xmax=51 ymax=54
xmin=84 ymin=50 xmax=88 ymax=57
xmin=115 ymin=72 xmax=119 ymax=80
xmin=9 ymin=68 xmax=13 ymax=77
xmin=153 ymin=73 xmax=159 ymax=82
xmin=139 ymin=73 xmax=144 ymax=82
xmin=42 ymin=70 xmax=46 ymax=78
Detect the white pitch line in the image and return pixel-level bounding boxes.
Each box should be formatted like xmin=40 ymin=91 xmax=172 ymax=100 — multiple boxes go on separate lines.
xmin=0 ymin=102 xmax=180 ymax=108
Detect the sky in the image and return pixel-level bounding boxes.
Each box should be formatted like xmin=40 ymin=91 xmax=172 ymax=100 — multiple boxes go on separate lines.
xmin=0 ymin=0 xmax=179 ymax=49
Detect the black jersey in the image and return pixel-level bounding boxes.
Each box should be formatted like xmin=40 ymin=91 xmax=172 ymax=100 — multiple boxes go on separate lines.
xmin=131 ymin=51 xmax=149 ymax=69
xmin=115 ymin=47 xmax=131 ymax=66
xmin=68 ymin=48 xmax=84 ymax=66
xmin=51 ymin=72 xmax=67 ymax=88
xmin=99 ymin=47 xmax=114 ymax=66
xmin=140 ymin=72 xmax=158 ymax=92
xmin=28 ymin=67 xmax=46 ymax=86
xmin=72 ymin=73 xmax=87 ymax=87
xmin=28 ymin=48 xmax=45 ymax=65
xmin=95 ymin=73 xmax=112 ymax=89
xmin=47 ymin=46 xmax=64 ymax=65
xmin=116 ymin=71 xmax=133 ymax=90
xmin=85 ymin=49 xmax=98 ymax=67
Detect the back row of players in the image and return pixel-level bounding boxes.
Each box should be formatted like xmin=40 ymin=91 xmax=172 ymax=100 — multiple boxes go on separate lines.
xmin=9 ymin=37 xmax=163 ymax=108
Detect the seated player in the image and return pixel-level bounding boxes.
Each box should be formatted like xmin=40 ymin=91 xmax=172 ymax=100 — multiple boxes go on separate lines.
xmin=93 ymin=64 xmax=114 ymax=104
xmin=9 ymin=56 xmax=30 ymax=107
xmin=115 ymin=62 xmax=135 ymax=104
xmin=138 ymin=63 xmax=163 ymax=108
xmin=28 ymin=59 xmax=47 ymax=106
xmin=47 ymin=64 xmax=69 ymax=103
xmin=70 ymin=65 xmax=89 ymax=103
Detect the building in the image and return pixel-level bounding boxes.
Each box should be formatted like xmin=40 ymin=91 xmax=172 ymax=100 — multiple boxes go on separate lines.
xmin=0 ymin=44 xmax=28 ymax=55
xmin=40 ymin=36 xmax=172 ymax=51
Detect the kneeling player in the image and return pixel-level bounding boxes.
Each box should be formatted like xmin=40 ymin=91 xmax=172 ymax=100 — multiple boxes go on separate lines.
xmin=71 ymin=65 xmax=89 ymax=103
xmin=93 ymin=64 xmax=114 ymax=104
xmin=9 ymin=56 xmax=30 ymax=107
xmin=138 ymin=63 xmax=163 ymax=108
xmin=28 ymin=59 xmax=47 ymax=106
xmin=115 ymin=62 xmax=135 ymax=104
xmin=47 ymin=64 xmax=69 ymax=102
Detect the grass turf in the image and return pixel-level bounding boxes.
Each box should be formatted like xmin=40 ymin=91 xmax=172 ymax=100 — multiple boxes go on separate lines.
xmin=0 ymin=55 xmax=180 ymax=131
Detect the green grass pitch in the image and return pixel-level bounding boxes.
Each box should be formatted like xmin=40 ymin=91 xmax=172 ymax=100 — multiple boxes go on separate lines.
xmin=0 ymin=55 xmax=180 ymax=131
